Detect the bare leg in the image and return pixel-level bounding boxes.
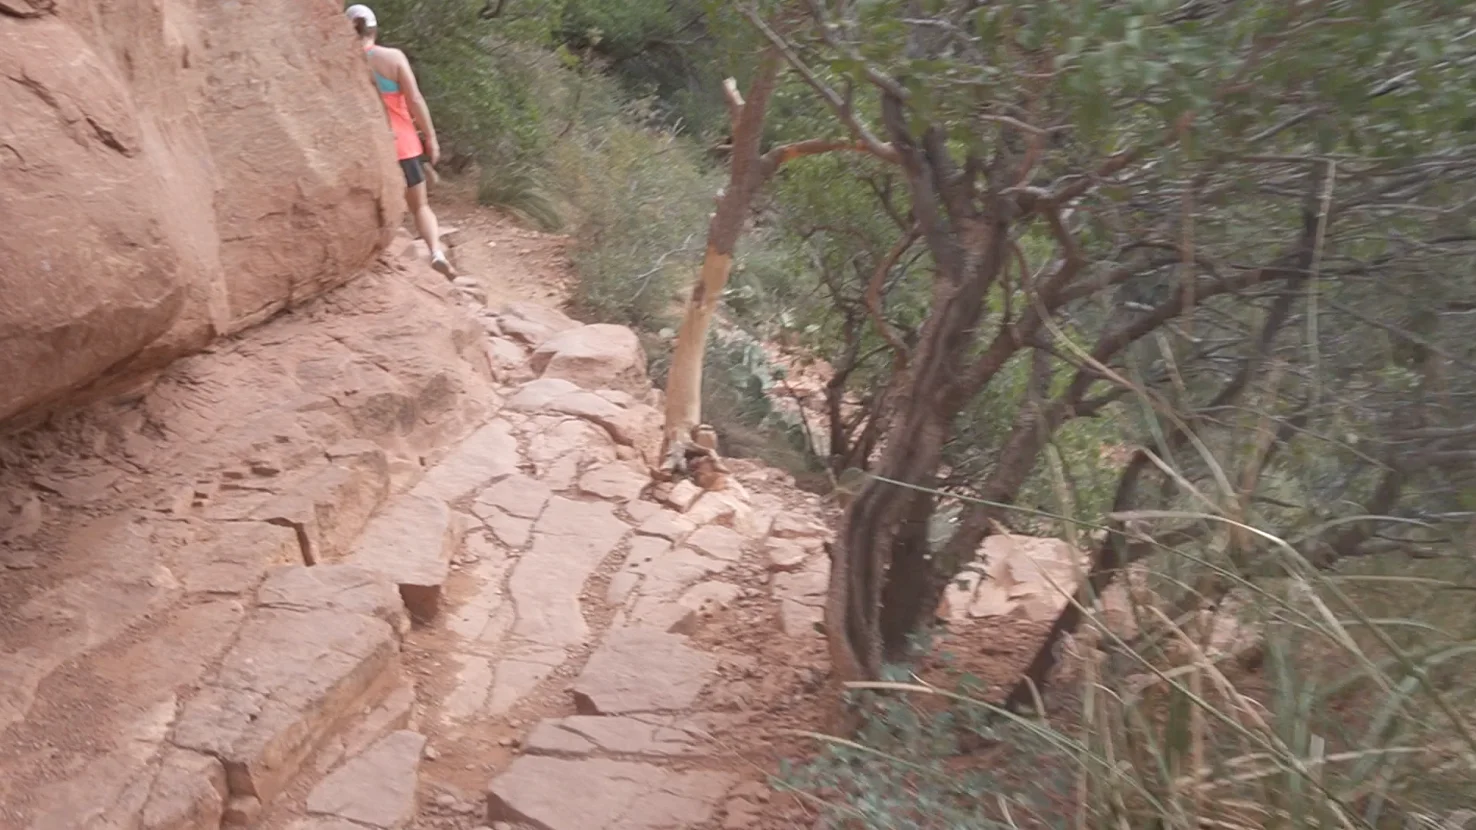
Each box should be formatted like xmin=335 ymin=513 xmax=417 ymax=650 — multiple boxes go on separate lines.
xmin=407 ymin=181 xmax=453 ymax=277
xmin=406 ymin=181 xmax=440 ymax=256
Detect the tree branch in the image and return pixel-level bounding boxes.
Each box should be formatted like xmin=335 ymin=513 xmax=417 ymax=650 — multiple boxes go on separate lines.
xmin=742 ymin=6 xmax=900 ymax=164
xmin=865 ymin=227 xmax=920 ymax=367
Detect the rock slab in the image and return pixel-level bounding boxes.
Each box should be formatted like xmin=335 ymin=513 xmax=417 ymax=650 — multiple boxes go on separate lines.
xmin=307 ymin=730 xmax=426 ymax=829
xmin=572 ymin=628 xmax=717 ymax=715
xmin=487 ymin=756 xmax=733 ymax=830
xmin=349 ymin=491 xmax=457 ymax=619
xmin=509 ymin=498 xmax=629 ymax=650
xmin=529 ymin=324 xmax=649 ymax=398
xmin=172 ymin=566 xmax=403 ymax=808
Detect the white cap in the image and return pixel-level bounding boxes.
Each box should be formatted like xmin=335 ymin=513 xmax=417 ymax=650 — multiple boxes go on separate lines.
xmin=345 ymin=4 xmax=377 ymax=28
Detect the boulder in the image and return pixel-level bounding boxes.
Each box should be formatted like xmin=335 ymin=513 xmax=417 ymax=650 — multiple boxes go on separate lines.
xmin=530 ymin=325 xmax=648 ymax=398
xmin=0 ymin=0 xmax=403 ymax=426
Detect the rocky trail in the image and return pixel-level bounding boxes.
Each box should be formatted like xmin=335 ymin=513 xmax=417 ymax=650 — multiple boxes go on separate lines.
xmin=0 ymin=206 xmax=850 ymax=830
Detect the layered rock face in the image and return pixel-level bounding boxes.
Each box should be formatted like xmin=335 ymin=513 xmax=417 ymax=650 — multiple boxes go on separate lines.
xmin=0 ymin=0 xmax=403 ymax=425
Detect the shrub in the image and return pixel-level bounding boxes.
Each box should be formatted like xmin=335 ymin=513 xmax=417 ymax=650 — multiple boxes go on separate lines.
xmin=551 ymin=113 xmax=716 ymax=330
xmin=781 ymin=509 xmax=1476 ymax=829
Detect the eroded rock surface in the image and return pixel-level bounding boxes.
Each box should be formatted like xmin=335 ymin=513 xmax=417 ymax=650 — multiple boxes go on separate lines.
xmin=0 ymin=263 xmax=835 ymax=830
xmin=172 ymin=566 xmax=405 ymax=807
xmin=0 ymin=233 xmax=498 ymax=828
xmin=0 ymin=0 xmax=403 ymax=425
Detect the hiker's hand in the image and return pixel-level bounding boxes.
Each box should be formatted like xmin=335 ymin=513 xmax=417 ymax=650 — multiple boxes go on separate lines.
xmin=425 ymin=137 xmax=441 ymax=166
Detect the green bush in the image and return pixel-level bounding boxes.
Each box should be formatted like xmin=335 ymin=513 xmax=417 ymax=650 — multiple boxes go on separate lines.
xmin=552 ymin=114 xmax=716 ymax=330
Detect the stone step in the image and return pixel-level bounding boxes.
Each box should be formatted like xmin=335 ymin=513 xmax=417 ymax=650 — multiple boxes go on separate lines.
xmin=297 ymin=730 xmax=426 ymax=830
xmin=308 ymin=677 xmax=417 ymax=781
xmin=486 ymin=756 xmax=734 ymax=830
xmin=171 ymin=565 xmax=408 ymax=825
xmin=347 ymin=490 xmax=457 ymax=621
xmin=571 ymin=628 xmax=716 ymax=716
xmin=344 ymin=419 xmax=519 ymax=623
xmin=521 ymin=713 xmax=732 ymax=760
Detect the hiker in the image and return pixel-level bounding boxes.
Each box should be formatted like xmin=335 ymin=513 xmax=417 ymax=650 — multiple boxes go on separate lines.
xmin=346 ymin=4 xmax=454 ymax=277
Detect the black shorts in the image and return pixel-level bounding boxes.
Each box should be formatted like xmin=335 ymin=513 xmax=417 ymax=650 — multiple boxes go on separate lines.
xmin=399 ymin=156 xmax=425 ymax=188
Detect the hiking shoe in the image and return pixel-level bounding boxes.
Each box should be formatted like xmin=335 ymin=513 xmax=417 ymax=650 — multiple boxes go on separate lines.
xmin=430 ymin=249 xmax=455 ymax=278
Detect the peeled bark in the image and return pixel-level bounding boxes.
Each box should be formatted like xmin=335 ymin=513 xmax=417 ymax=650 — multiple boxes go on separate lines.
xmin=662 ymin=59 xmax=781 ymax=463
xmin=663 ymin=247 xmax=739 ymax=454
xmin=661 ymin=54 xmax=896 ymax=473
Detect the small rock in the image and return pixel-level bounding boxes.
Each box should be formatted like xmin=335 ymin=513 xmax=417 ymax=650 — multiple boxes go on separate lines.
xmin=436 ymin=793 xmax=458 ymax=809
xmin=685 ymin=525 xmax=745 ymax=562
xmin=636 ymin=510 xmax=696 ymax=542
xmin=424 ymin=744 xmax=441 ymax=761
xmin=765 ymin=539 xmax=808 ymax=572
xmin=664 ymin=480 xmax=702 ymax=512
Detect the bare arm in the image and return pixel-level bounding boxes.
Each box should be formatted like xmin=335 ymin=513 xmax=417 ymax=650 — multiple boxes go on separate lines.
xmin=395 ymin=51 xmax=439 ymax=162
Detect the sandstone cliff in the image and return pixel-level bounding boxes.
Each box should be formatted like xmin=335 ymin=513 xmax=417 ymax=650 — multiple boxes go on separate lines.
xmin=0 ymin=0 xmax=404 ymax=426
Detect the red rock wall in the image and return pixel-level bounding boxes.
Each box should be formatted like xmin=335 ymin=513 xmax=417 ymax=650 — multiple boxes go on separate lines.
xmin=0 ymin=0 xmax=404 ymax=425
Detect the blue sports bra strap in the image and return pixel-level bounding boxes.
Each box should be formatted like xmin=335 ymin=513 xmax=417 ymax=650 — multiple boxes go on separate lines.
xmin=363 ymin=46 xmax=400 ymax=93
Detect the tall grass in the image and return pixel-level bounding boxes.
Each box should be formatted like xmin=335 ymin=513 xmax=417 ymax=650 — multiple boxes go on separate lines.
xmin=785 ymin=533 xmax=1476 ymax=828
xmin=781 ymin=398 xmax=1476 ymax=829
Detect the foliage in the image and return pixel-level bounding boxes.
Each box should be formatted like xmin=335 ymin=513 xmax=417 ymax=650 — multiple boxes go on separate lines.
xmin=714 ymin=2 xmax=1476 ymax=823
xmin=366 ymin=1 xmax=739 ymax=330
xmin=552 ymin=109 xmax=716 ymax=329
xmin=785 ymin=571 xmax=1476 ymax=828
xmin=367 ymin=1 xmax=550 ymax=166
xmin=553 ymin=0 xmax=765 ymax=137
xmin=701 ymin=329 xmax=823 ymax=480
xmin=786 ymin=465 xmax=1476 ymax=828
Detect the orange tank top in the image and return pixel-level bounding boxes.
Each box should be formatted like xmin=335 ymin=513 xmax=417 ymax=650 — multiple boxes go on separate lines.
xmin=364 ymin=45 xmax=424 ymax=161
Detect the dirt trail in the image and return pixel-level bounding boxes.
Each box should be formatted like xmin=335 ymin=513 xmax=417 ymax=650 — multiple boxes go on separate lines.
xmin=0 ymin=194 xmax=854 ymax=830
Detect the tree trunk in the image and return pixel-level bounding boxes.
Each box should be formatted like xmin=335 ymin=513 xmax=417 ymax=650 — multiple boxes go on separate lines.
xmin=662 ymin=55 xmax=781 ymax=461
xmin=824 ymin=86 xmax=1016 ymax=682
xmin=661 ymin=52 xmax=894 ymax=472
xmin=662 ymin=248 xmax=741 ymax=452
